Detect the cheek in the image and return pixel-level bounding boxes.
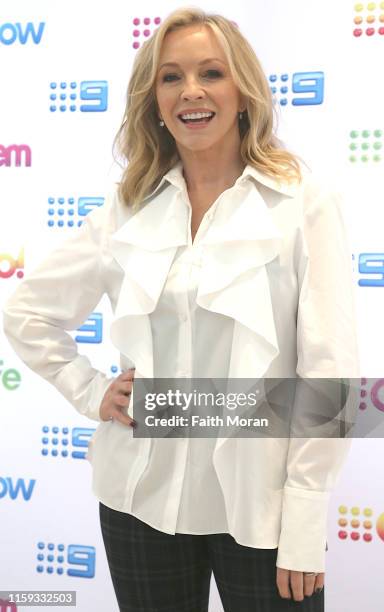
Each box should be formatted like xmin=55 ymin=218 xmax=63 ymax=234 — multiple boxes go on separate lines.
xmin=156 ymin=91 xmax=175 ymax=116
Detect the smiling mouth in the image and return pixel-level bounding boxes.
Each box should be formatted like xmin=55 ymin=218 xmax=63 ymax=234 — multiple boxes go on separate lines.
xmin=178 ymin=113 xmax=216 ymax=124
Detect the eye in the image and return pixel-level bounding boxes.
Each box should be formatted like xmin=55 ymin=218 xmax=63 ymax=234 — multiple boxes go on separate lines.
xmin=161 ymin=69 xmax=223 ymax=83
xmin=162 ymin=74 xmax=179 ymax=82
xmin=203 ymin=70 xmax=223 ymax=78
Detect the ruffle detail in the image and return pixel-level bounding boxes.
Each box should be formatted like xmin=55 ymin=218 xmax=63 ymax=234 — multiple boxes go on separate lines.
xmin=107 ymin=174 xmax=286 ymax=432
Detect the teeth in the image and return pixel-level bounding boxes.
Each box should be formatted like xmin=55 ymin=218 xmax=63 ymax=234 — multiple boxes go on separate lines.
xmin=180 ymin=112 xmax=214 ymax=120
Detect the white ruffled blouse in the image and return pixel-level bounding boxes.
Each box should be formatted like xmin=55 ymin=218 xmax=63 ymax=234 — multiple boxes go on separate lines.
xmin=2 ymin=159 xmax=360 ymax=572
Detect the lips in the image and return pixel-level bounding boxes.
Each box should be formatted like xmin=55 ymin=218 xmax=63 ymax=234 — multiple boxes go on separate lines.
xmin=177 ymin=112 xmax=216 ymax=123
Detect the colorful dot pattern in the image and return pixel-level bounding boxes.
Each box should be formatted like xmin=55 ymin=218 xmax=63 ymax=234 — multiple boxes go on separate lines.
xmin=36 ymin=542 xmax=66 ymax=574
xmin=47 ymin=197 xmax=84 ymax=228
xmin=41 ymin=426 xmax=70 ymax=458
xmin=349 ymin=129 xmax=383 ymax=162
xmin=49 ymin=82 xmax=77 ymax=112
xmin=353 ymin=2 xmax=384 ymax=36
xmin=359 ymin=377 xmax=368 ymax=410
xmin=132 ymin=16 xmax=161 ymax=49
xmin=338 ymin=505 xmax=374 ymax=542
xmin=269 ymin=73 xmax=290 ymax=106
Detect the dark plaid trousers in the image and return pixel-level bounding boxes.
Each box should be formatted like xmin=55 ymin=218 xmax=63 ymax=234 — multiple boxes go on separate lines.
xmin=99 ymin=502 xmax=324 ymax=612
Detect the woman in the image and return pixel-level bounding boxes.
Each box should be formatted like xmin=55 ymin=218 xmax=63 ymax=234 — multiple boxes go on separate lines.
xmin=2 ymin=7 xmax=359 ymax=612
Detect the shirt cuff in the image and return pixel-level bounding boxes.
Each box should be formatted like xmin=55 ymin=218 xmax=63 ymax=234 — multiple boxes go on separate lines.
xmin=276 ymin=486 xmax=330 ymax=572
xmin=53 ymin=354 xmax=113 ymax=422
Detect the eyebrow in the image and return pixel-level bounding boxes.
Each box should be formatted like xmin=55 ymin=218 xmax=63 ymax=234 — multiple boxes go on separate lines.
xmin=158 ymin=58 xmax=226 ymax=70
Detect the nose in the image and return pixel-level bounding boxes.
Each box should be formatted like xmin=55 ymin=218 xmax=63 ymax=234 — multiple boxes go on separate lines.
xmin=181 ymin=75 xmax=204 ymax=100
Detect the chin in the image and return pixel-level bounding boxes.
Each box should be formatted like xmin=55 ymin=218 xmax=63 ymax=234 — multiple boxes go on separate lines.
xmin=177 ymin=137 xmax=219 ymax=151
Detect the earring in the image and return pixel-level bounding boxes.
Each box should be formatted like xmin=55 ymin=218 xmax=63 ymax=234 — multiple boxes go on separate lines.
xmin=239 ymin=112 xmax=243 ymax=120
xmin=159 ymin=119 xmax=164 ymax=127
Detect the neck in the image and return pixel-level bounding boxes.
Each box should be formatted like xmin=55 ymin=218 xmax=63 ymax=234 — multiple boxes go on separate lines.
xmin=178 ymin=150 xmax=246 ymax=194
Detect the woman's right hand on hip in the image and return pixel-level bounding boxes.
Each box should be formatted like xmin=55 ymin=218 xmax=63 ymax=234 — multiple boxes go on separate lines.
xmin=99 ymin=368 xmax=136 ymax=427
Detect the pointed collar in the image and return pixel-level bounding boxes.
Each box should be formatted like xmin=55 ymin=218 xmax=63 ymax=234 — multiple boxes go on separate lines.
xmin=144 ymin=158 xmax=300 ymax=202
xmin=110 ymin=159 xmax=299 ymax=251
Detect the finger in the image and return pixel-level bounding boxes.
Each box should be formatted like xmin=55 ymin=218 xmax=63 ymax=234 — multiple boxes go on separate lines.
xmin=289 ymin=571 xmax=304 ymax=601
xmin=314 ymin=574 xmax=325 ymax=594
xmin=120 ymin=368 xmax=136 ymax=381
xmin=119 ymin=380 xmax=134 ymax=395
xmin=115 ymin=393 xmax=131 ymax=407
xmin=315 ymin=573 xmax=325 ymax=586
xmin=110 ymin=408 xmax=136 ymax=428
xmin=276 ymin=568 xmax=291 ymax=599
xmin=101 ymin=412 xmax=114 ymax=422
xmin=303 ymin=573 xmax=317 ymax=597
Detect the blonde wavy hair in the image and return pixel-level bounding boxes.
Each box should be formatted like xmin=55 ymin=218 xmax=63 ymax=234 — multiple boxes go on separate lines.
xmin=113 ymin=6 xmax=305 ymax=209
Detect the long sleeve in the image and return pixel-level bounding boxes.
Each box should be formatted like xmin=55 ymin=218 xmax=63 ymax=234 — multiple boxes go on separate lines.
xmin=1 ymin=195 xmax=114 ymax=422
xmin=276 ymin=186 xmax=360 ymax=572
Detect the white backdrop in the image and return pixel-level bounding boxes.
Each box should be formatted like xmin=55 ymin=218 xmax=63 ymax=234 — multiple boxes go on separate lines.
xmin=1 ymin=1 xmax=383 ymax=610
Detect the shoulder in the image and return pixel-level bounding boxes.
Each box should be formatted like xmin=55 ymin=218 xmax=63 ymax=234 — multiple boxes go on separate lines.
xmin=252 ymin=165 xmax=347 ymax=239
xmin=246 ymin=161 xmax=339 ymax=207
xmin=293 ymin=162 xmax=343 ymax=202
xmin=83 ymin=182 xmax=137 ymax=237
xmin=276 ymin=166 xmax=346 ymax=223
xmin=291 ymin=170 xmax=348 ymax=246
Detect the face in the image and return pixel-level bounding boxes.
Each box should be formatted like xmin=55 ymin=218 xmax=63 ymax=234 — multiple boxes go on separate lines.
xmin=155 ymin=25 xmax=246 ymax=156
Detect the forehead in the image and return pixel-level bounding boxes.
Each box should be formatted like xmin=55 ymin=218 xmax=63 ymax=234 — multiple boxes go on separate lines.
xmin=158 ymin=25 xmax=226 ymax=63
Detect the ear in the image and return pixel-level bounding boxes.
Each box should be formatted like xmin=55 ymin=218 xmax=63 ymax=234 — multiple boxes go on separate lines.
xmin=239 ymin=94 xmax=247 ymax=114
